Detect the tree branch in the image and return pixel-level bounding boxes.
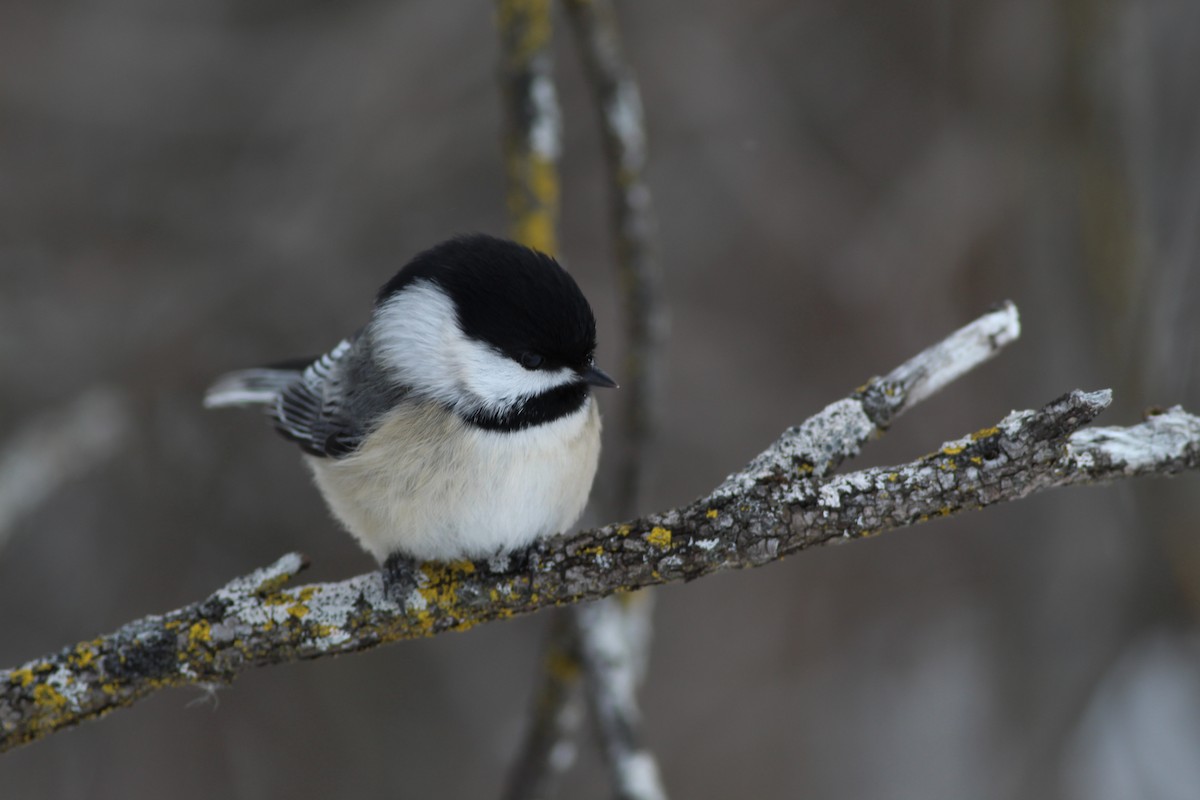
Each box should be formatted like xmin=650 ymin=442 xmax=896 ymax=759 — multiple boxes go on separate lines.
xmin=500 ymin=611 xmax=586 ymax=800
xmin=496 ymin=0 xmax=561 ymax=256
xmin=0 ymin=386 xmax=131 ymax=554
xmin=519 ymin=2 xmax=670 ymax=797
xmin=565 ymin=0 xmax=666 ymax=512
xmin=4 ymin=304 xmax=1198 ymax=754
xmin=492 ymin=2 xmax=587 ymax=796
xmin=576 ymin=595 xmax=664 ymax=800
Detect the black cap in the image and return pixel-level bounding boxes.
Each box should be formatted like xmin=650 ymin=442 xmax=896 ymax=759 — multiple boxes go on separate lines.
xmin=378 ymin=234 xmax=600 ymax=378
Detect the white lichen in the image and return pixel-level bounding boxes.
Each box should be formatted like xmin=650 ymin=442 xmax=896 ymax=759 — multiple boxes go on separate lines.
xmin=606 ymin=80 xmax=645 ymax=169
xmin=1068 ymin=407 xmax=1199 ymax=471
xmin=890 ymin=301 xmax=1020 ymax=406
xmin=819 ymin=483 xmax=843 ymax=509
xmin=617 ymin=750 xmax=668 ymax=800
xmin=44 ymin=665 xmax=87 ymax=712
xmin=528 ymin=72 xmax=561 ymax=160
xmin=213 ymin=552 xmax=306 ymax=604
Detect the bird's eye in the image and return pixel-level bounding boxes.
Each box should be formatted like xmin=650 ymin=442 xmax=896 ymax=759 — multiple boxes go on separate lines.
xmin=520 ymin=352 xmax=544 ymax=370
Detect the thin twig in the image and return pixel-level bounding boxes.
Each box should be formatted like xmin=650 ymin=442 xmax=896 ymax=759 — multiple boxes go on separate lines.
xmin=496 ymin=0 xmax=561 ymax=256
xmin=500 ymin=611 xmax=585 ymax=800
xmin=4 ymin=306 xmax=1198 ymax=755
xmin=494 ymin=4 xmax=584 ymax=796
xmin=565 ymin=0 xmax=665 ymax=513
xmin=0 ymin=387 xmax=132 ymax=553
xmin=751 ymin=300 xmax=1023 ymax=481
xmin=563 ymin=1 xmax=667 ymax=797
xmin=576 ymin=595 xmax=663 ymax=800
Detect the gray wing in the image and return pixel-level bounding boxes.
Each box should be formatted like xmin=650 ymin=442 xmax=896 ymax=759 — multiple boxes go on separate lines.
xmin=273 ymin=338 xmax=370 ymax=458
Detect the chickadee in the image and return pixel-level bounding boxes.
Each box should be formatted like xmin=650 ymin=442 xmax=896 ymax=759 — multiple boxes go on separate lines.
xmin=205 ymin=234 xmax=616 ymax=563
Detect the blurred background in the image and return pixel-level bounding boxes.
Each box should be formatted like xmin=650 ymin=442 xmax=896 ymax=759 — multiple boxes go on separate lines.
xmin=2 ymin=0 xmax=1199 ymax=797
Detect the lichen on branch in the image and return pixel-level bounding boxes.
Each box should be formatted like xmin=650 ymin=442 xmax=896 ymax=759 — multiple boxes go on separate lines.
xmin=497 ymin=0 xmax=561 ymax=255
xmin=3 ymin=304 xmax=1199 ymax=754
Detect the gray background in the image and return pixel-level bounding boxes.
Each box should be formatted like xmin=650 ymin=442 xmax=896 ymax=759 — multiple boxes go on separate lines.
xmin=3 ymin=1 xmax=1199 ymax=798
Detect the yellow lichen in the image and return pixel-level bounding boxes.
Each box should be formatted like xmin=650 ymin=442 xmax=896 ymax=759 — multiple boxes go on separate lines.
xmin=526 ymin=155 xmax=559 ymax=206
xmin=942 ymin=444 xmax=965 ymax=456
xmin=187 ymin=620 xmax=212 ymax=646
xmin=69 ymin=643 xmax=96 ymax=670
xmin=412 ymin=608 xmax=434 ymax=632
xmin=10 ymin=668 xmax=34 ymax=687
xmin=646 ymin=526 xmax=672 ymax=549
xmin=420 ymin=560 xmax=476 ymax=590
xmin=580 ymin=545 xmax=605 ymax=557
xmin=506 ymin=153 xmax=559 ymax=255
xmin=496 ymin=0 xmax=552 ymax=65
xmin=546 ymin=648 xmax=579 ymax=681
xmin=263 ymin=585 xmax=317 ymax=617
xmin=705 ymin=509 xmax=719 ymax=519
xmin=511 ymin=207 xmax=555 ymax=255
xmin=971 ymin=426 xmax=1000 ymax=440
xmin=616 ymin=524 xmax=632 ymax=537
xmin=33 ymin=683 xmax=67 ymax=710
xmin=410 ymin=560 xmax=481 ymax=633
xmin=282 ymin=586 xmax=321 ymax=620
xmin=254 ymin=571 xmax=296 ymax=597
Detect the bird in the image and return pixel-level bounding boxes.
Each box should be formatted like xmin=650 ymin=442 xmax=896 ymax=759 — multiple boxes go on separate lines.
xmin=204 ymin=234 xmax=616 ymax=565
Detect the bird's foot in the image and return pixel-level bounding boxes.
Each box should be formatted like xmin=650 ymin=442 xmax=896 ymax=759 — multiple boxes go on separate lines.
xmin=488 ymin=541 xmax=542 ymax=576
xmin=382 ymin=552 xmax=420 ymax=605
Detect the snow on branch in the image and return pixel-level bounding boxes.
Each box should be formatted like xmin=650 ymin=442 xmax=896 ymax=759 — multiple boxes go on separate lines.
xmin=3 ymin=303 xmax=1198 ymax=754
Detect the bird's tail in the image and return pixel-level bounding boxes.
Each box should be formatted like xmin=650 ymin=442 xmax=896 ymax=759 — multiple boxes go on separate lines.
xmin=204 ymin=366 xmax=304 ymax=409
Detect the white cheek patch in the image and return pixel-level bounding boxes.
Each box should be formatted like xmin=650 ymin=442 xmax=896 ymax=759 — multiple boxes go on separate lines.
xmin=373 ymin=282 xmax=463 ymax=407
xmin=456 ymin=341 xmax=577 ymax=410
xmin=372 ymin=280 xmax=579 ymax=414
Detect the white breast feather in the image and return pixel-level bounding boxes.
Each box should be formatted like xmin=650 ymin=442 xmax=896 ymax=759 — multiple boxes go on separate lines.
xmin=305 ymin=397 xmax=601 ymax=562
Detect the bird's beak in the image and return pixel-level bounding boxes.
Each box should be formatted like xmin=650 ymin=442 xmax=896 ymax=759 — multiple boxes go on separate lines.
xmin=582 ymin=365 xmax=619 ymax=389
